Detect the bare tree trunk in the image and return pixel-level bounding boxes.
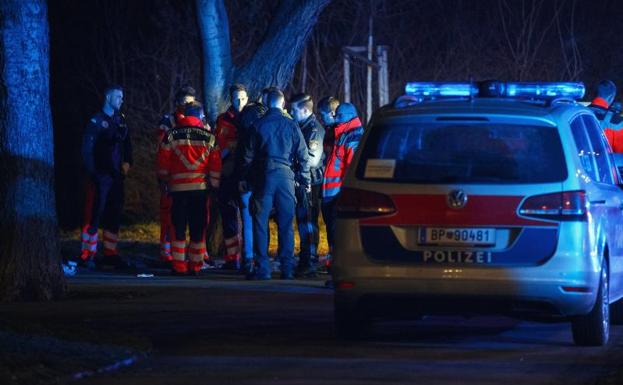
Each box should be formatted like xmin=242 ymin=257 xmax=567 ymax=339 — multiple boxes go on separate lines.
xmin=235 ymin=0 xmax=330 ymax=97
xmin=196 ymin=0 xmax=233 ymax=122
xmin=196 ymin=0 xmax=330 ymax=121
xmin=301 ymin=47 xmax=308 ymax=92
xmin=0 ymin=0 xmax=66 ymax=301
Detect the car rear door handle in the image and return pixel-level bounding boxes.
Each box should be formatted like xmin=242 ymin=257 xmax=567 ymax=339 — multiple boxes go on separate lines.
xmin=590 ymin=200 xmax=606 ymax=205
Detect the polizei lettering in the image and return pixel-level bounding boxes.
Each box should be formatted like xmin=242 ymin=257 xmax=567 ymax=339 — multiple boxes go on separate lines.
xmin=422 ymin=250 xmax=493 ymax=264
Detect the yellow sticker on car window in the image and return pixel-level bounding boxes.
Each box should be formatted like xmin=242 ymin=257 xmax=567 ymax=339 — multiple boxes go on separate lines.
xmin=364 ymin=159 xmax=396 ymax=178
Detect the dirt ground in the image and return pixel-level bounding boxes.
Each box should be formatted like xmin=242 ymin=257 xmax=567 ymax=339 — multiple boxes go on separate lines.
xmin=0 ymin=274 xmax=330 ymax=385
xmin=0 ymin=222 xmax=330 ymax=385
xmin=3 ymin=225 xmax=622 ymax=385
xmin=2 ymin=274 xmax=623 ymax=385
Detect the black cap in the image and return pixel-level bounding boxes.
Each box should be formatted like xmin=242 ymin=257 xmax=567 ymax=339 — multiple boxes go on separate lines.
xmin=597 ymin=80 xmax=616 ymax=106
xmin=183 ymin=102 xmax=205 ymax=120
xmin=175 ymin=85 xmax=196 ymax=104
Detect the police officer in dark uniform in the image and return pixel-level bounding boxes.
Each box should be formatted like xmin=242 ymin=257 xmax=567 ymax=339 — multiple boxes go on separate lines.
xmin=290 ymin=93 xmax=325 ymax=277
xmin=78 ymin=84 xmax=133 ymax=269
xmin=234 ymin=102 xmax=268 ymax=275
xmin=240 ymin=88 xmax=310 ymax=280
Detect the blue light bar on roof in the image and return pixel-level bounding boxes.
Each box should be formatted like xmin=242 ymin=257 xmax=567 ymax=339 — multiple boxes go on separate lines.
xmin=405 ymin=82 xmax=478 ymax=97
xmin=503 ymin=82 xmax=585 ymax=100
xmin=402 ymin=81 xmax=586 ymax=104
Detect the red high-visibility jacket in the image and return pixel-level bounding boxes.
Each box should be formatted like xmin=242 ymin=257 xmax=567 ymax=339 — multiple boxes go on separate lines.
xmin=157 ymin=116 xmax=221 ymax=192
xmin=215 ymin=107 xmax=239 ymax=157
xmin=322 ymin=117 xmax=364 ymax=199
xmin=215 ymin=107 xmax=240 ymax=178
xmin=589 ymin=97 xmax=623 ymax=153
xmin=603 ymin=129 xmax=623 ymax=153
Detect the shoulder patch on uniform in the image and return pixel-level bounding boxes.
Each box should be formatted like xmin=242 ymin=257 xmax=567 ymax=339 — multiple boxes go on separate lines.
xmin=101 ymin=120 xmax=109 ymax=128
xmin=309 ymin=140 xmax=320 ymax=151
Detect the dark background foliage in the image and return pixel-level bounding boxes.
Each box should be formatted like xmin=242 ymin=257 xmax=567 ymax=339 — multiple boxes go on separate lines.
xmin=49 ymin=0 xmax=623 ymax=228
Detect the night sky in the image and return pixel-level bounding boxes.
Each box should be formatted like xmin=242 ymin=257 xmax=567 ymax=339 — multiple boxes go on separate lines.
xmin=48 ymin=0 xmax=623 ymax=227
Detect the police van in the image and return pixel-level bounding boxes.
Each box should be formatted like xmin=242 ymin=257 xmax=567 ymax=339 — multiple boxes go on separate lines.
xmin=332 ymin=81 xmax=623 ymax=346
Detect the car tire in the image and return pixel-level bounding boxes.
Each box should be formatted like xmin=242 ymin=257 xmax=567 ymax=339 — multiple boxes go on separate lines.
xmin=571 ymin=259 xmax=610 ymax=346
xmin=610 ymin=298 xmax=623 ymax=325
xmin=334 ymin=300 xmax=369 ymax=340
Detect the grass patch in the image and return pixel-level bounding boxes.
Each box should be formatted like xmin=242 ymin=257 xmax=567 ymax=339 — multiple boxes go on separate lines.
xmin=62 ymin=218 xmax=330 ymax=257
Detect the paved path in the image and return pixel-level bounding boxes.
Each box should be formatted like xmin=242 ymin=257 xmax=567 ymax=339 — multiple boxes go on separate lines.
xmin=72 ymin=273 xmax=623 ymax=385
xmin=2 ymin=272 xmax=622 ymax=384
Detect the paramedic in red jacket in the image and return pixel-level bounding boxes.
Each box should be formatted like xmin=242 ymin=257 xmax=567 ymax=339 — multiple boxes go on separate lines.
xmin=157 ymin=102 xmax=221 ymax=275
xmin=215 ymin=84 xmax=248 ymax=269
xmin=588 ymin=80 xmax=623 ymax=152
xmin=322 ymin=103 xmax=364 ymax=259
xmin=156 ymin=86 xmax=197 ymax=262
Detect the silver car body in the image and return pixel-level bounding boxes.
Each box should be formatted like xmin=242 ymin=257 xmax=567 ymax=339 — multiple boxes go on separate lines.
xmin=333 ymin=98 xmax=623 ymax=320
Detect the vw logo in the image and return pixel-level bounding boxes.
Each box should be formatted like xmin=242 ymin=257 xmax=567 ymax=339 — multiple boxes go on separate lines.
xmin=447 ymin=189 xmax=468 ymax=209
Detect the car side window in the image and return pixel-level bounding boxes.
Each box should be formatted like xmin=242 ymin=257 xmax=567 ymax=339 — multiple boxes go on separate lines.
xmin=582 ymin=115 xmax=615 ymax=184
xmin=570 ymin=116 xmax=598 ymax=181
xmin=608 ymin=152 xmax=623 ymax=184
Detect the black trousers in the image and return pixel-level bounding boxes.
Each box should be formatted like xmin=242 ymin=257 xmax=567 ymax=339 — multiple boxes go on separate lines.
xmin=295 ymin=184 xmax=321 ymax=267
xmin=218 ymin=177 xmax=241 ymax=252
xmin=321 ymin=195 xmax=339 ymax=253
xmin=170 ymin=190 xmax=208 ymax=243
xmin=84 ymin=175 xmax=124 ymax=235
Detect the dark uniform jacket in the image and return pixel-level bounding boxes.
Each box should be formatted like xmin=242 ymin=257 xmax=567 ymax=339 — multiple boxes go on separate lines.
xmin=240 ymin=108 xmax=311 ymax=188
xmin=233 ymin=103 xmax=268 ymax=189
xmin=298 ymin=114 xmax=325 ymax=186
xmin=238 ymin=103 xmax=268 ymax=135
xmin=82 ymin=111 xmax=132 ymax=178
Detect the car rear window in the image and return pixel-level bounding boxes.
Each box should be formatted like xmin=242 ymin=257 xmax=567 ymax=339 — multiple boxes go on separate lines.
xmin=357 ymin=122 xmax=567 ymax=183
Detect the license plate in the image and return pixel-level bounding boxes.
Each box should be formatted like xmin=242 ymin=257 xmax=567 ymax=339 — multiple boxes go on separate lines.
xmin=420 ymin=228 xmax=496 ymax=246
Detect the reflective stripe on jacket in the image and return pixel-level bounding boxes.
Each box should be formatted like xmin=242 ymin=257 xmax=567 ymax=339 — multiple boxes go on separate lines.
xmin=157 ymin=116 xmax=221 ymax=192
xmin=215 ymin=107 xmax=240 ymax=178
xmin=216 ymin=107 xmax=239 ymax=156
xmin=589 ymin=97 xmax=623 ymax=153
xmin=322 ymin=117 xmax=363 ymax=199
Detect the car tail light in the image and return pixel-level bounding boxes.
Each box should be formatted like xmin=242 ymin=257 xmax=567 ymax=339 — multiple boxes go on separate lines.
xmin=518 ymin=191 xmax=586 ymax=221
xmin=336 ymin=188 xmax=396 ymax=218
xmin=561 ymin=286 xmax=592 ymax=293
xmin=336 ymin=281 xmax=355 ymax=289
